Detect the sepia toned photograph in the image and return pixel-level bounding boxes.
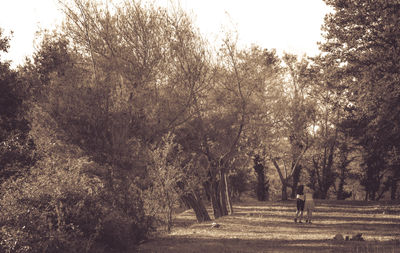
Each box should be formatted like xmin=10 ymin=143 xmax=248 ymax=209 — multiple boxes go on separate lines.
xmin=0 ymin=0 xmax=399 ymax=252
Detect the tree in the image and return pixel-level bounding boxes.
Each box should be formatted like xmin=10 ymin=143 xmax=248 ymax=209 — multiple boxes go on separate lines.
xmin=269 ymin=54 xmax=313 ymax=200
xmin=0 ymin=28 xmax=35 ymax=182
xmin=2 ymin=29 xmax=152 ymax=251
xmin=300 ymin=55 xmax=344 ymax=199
xmin=183 ymin=35 xmax=248 ymax=218
xmin=239 ymin=46 xmax=282 ymax=202
xmin=145 ymin=133 xmax=186 ymax=232
xmin=284 ymin=54 xmax=315 ymax=198
xmin=321 ymin=0 xmax=400 ymax=199
xmin=253 ymin=154 xmax=269 ymax=201
xmin=203 ymin=43 xmax=282 ymax=215
xmin=58 ymin=0 xmax=215 ymax=221
xmin=334 ymin=128 xmax=356 ymax=200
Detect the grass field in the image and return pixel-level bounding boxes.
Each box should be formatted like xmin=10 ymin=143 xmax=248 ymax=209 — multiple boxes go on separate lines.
xmin=137 ymin=199 xmax=400 ymax=253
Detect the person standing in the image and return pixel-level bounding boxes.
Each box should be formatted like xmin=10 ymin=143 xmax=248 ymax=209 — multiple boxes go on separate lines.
xmin=294 ymin=185 xmax=305 ymax=223
xmin=304 ymin=187 xmax=315 ymax=223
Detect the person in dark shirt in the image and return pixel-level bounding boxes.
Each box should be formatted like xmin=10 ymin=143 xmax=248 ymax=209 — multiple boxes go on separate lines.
xmin=294 ymin=185 xmax=305 ymax=223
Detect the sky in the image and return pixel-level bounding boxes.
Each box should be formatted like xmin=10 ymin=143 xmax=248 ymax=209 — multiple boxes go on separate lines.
xmin=0 ymin=0 xmax=332 ymax=68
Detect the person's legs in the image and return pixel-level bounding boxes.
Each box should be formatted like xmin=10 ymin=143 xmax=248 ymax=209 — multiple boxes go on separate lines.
xmin=295 ymin=199 xmax=301 ymax=222
xmin=299 ymin=201 xmax=304 ymax=222
xmin=305 ymin=208 xmax=309 ymax=222
xmin=306 ymin=208 xmax=313 ymax=223
xmin=308 ymin=209 xmax=313 ymax=223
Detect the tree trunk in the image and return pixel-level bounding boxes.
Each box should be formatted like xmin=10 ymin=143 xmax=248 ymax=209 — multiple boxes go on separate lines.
xmin=320 ymin=187 xmax=329 ymax=199
xmin=167 ymin=205 xmax=173 ymax=232
xmin=203 ymin=181 xmax=211 ymax=201
xmin=271 ymin=158 xmax=290 ymax=201
xmin=180 ymin=192 xmax=211 ymax=222
xmin=370 ymin=191 xmax=376 ymax=201
xmin=224 ymin=172 xmax=233 ymax=214
xmin=254 ymin=160 xmax=266 ymax=201
xmin=219 ymin=169 xmax=229 ymax=216
xmin=337 ymin=177 xmax=345 ymax=200
xmin=391 ymin=179 xmax=398 ymax=200
xmin=290 ymin=164 xmax=302 ymax=199
xmin=208 ymin=179 xmax=222 ymax=219
xmin=281 ymin=183 xmax=288 ymax=201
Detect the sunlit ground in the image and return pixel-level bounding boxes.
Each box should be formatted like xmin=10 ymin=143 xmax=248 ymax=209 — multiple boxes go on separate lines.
xmin=138 ymin=199 xmax=400 ymax=252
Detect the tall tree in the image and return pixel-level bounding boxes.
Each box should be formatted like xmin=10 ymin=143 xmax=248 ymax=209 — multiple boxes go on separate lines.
xmin=270 ymin=54 xmax=313 ymax=200
xmin=38 ymin=0 xmax=214 ymax=221
xmin=210 ymin=44 xmax=282 ymax=214
xmin=321 ymin=0 xmax=400 ymax=199
xmin=334 ymin=127 xmax=357 ymax=200
xmin=302 ymin=55 xmax=347 ymax=199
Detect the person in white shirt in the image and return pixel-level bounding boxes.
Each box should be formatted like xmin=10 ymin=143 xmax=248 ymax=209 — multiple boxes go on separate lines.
xmin=304 ymin=187 xmax=315 ymax=223
xmin=294 ymin=185 xmax=305 ymax=223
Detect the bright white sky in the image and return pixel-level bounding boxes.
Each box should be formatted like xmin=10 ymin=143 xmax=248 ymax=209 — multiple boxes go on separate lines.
xmin=0 ymin=0 xmax=331 ymax=68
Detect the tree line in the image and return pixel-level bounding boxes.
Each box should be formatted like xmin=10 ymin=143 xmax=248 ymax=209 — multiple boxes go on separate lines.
xmin=0 ymin=0 xmax=398 ymax=251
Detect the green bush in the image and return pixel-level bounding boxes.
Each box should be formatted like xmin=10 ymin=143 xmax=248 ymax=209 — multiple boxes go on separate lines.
xmin=0 ymin=145 xmax=152 ymax=252
xmin=0 ymin=154 xmax=100 ymax=252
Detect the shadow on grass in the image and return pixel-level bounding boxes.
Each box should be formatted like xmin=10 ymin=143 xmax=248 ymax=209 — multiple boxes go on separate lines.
xmin=141 ymin=200 xmax=400 ymax=253
xmin=138 ymin=236 xmax=400 ymax=253
xmin=230 ymin=210 xmax=400 ymax=224
xmin=233 ymin=204 xmax=400 ymax=215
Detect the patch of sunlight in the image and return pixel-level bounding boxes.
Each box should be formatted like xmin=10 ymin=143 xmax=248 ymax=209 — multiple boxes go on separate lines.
xmin=233 ymin=211 xmax=294 ymax=218
xmin=314 ymin=211 xmax=400 ymax=219
xmin=317 ymin=206 xmax=400 ymax=213
xmin=364 ymin=235 xmax=400 ymax=241
xmin=318 ymin=219 xmax=400 ymax=225
xmin=171 ymin=225 xmax=336 ymax=241
xmin=290 ymin=242 xmax=333 ymax=248
xmin=235 ymin=205 xmax=292 ymax=210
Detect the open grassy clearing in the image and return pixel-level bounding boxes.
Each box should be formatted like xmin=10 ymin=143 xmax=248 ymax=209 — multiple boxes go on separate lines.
xmin=138 ymin=199 xmax=400 ymax=253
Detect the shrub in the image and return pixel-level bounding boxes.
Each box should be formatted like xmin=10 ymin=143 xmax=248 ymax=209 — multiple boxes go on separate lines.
xmin=143 ymin=133 xmax=183 ymax=232
xmin=0 ymin=153 xmax=103 ymax=252
xmin=0 ymin=144 xmax=152 ymax=252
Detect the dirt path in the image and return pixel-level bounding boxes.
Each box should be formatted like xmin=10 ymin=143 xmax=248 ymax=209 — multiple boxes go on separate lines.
xmin=137 ymin=200 xmax=400 ymax=252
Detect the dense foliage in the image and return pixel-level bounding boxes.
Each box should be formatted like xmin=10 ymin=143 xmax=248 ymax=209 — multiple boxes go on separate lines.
xmin=321 ymin=0 xmax=400 ymax=200
xmin=0 ymin=29 xmax=35 ymax=183
xmin=0 ymin=0 xmax=399 ymax=251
